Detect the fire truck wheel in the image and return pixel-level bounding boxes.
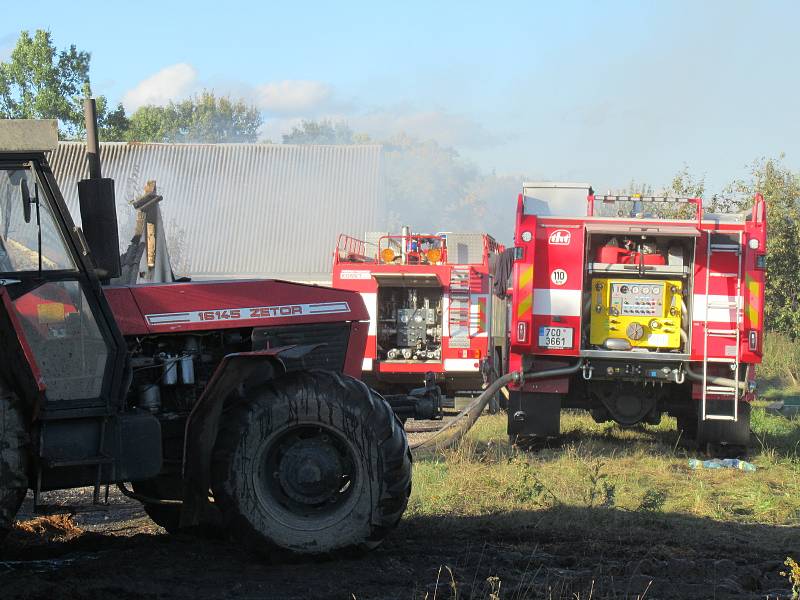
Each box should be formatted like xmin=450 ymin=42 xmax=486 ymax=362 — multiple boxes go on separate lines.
xmin=0 ymin=384 xmax=28 ymax=544
xmin=696 ymin=401 xmax=751 ymax=452
xmin=675 ymin=412 xmax=698 ymax=443
xmin=211 ymin=370 xmax=411 ymax=556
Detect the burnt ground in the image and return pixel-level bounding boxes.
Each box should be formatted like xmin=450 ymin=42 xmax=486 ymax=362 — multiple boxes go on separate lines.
xmin=1 ymin=419 xmax=797 ymax=600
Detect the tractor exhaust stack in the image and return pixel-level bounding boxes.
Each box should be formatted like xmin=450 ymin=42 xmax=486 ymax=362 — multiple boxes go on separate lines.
xmin=78 ymin=97 xmax=121 ymax=281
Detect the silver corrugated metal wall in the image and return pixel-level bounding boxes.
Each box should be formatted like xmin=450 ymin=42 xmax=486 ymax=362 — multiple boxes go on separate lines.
xmin=50 ymin=142 xmax=384 ymax=282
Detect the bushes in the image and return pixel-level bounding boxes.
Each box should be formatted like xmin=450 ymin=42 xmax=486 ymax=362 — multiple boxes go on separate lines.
xmin=760 ymin=332 xmax=800 ymax=387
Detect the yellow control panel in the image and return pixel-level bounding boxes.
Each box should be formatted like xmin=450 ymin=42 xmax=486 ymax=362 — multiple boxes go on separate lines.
xmin=589 ymin=278 xmax=683 ymax=349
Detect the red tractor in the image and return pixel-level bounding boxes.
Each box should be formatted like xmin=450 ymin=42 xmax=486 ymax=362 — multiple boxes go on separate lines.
xmin=0 ymin=109 xmax=420 ymax=554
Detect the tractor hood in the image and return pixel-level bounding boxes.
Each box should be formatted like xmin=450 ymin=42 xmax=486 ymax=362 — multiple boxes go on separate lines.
xmin=103 ymin=279 xmax=369 ymax=335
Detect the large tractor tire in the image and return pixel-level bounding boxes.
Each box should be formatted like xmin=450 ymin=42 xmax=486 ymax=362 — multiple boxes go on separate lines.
xmin=0 ymin=385 xmax=28 ymax=544
xmin=211 ymin=370 xmax=411 ymax=555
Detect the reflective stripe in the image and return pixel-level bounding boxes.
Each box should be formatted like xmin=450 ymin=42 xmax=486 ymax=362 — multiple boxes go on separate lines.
xmin=360 ymin=292 xmax=377 ymax=335
xmin=746 ymin=280 xmax=760 ymax=327
xmin=517 ymin=294 xmax=532 ymax=318
xmin=692 ymin=294 xmax=738 ymax=322
xmin=519 ymin=265 xmax=533 ymax=288
xmin=533 ymin=288 xmax=582 ymax=316
xmin=362 ymin=357 xmax=373 ymax=370
xmin=517 ymin=265 xmax=534 ymax=319
xmin=443 ymin=358 xmax=480 ymax=371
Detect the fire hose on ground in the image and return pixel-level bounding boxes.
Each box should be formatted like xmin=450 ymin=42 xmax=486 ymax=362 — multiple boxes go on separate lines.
xmin=411 ymin=360 xmax=586 ymax=453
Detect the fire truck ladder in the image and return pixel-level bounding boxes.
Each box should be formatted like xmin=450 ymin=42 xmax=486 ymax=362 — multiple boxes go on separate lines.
xmin=701 ymin=232 xmax=743 ymax=421
xmin=449 ymin=267 xmax=471 ymax=347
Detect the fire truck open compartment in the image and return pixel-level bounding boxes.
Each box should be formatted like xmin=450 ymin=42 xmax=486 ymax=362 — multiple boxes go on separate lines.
xmin=581 ymin=222 xmax=699 ymax=358
xmin=374 ymin=274 xmax=444 ymax=363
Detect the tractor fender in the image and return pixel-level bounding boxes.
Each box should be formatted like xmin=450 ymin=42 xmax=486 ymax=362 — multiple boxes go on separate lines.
xmin=180 ymin=344 xmax=322 ymax=526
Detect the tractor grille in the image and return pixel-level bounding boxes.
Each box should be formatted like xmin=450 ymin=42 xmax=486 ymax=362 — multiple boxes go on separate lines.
xmin=251 ymin=322 xmax=351 ymax=372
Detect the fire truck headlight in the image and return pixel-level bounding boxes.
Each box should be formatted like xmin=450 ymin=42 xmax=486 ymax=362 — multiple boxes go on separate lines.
xmin=748 ymin=238 xmax=759 ymax=250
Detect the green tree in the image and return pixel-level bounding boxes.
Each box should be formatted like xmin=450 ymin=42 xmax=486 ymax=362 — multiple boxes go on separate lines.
xmin=126 ymin=91 xmax=261 ymax=143
xmin=95 ymin=95 xmax=130 ymax=141
xmin=0 ymin=30 xmax=92 ymax=137
xmin=0 ymin=30 xmax=125 ymax=140
xmin=725 ymin=156 xmax=800 ymax=339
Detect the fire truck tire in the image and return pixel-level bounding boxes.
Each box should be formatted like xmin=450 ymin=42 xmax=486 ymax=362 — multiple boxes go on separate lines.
xmin=211 ymin=370 xmax=411 ymax=556
xmin=0 ymin=384 xmax=28 ymax=545
xmin=675 ymin=411 xmax=698 ymax=442
xmin=696 ymin=401 xmax=751 ymax=450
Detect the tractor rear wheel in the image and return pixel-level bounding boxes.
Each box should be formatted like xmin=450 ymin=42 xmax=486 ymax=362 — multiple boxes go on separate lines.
xmin=211 ymin=370 xmax=411 ymax=555
xmin=0 ymin=384 xmax=28 ymax=544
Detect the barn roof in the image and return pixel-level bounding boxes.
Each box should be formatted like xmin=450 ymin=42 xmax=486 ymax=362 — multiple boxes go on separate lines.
xmin=50 ymin=142 xmax=384 ymax=282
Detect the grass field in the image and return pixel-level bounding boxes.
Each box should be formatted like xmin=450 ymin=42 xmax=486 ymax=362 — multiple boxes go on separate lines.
xmin=406 ymin=405 xmax=800 ymax=598
xmin=410 ymin=407 xmax=800 ymax=524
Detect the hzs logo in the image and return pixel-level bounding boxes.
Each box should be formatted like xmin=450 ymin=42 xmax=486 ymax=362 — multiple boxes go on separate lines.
xmin=548 ymin=230 xmax=571 ymax=245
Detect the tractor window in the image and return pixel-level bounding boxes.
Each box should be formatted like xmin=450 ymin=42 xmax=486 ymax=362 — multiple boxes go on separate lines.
xmin=0 ymin=167 xmax=75 ymax=272
xmin=13 ymin=281 xmax=107 ymax=400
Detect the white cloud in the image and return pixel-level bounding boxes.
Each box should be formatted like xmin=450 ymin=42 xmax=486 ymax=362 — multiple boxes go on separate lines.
xmin=255 ymin=80 xmax=333 ymax=115
xmin=122 ymin=63 xmax=198 ymax=111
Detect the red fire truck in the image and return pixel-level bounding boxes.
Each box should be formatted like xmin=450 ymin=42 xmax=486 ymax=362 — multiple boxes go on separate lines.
xmin=333 ymin=228 xmax=508 ymax=404
xmin=507 ymin=183 xmax=766 ymax=450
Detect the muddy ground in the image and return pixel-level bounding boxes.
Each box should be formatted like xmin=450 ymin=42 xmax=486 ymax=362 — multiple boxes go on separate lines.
xmin=1 ymin=421 xmax=797 ymax=600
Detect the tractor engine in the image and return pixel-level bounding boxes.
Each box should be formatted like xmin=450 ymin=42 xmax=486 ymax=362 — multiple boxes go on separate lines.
xmin=127 ymin=332 xmax=234 ymax=416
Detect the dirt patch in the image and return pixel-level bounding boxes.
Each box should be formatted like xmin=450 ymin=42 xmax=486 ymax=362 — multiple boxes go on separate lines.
xmin=0 ymin=488 xmax=796 ymax=599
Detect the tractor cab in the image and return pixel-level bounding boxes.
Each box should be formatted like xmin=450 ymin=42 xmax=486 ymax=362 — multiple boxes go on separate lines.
xmin=0 ymin=120 xmax=160 ymax=500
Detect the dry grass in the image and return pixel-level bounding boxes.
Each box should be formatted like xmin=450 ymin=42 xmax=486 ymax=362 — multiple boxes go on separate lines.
xmin=13 ymin=514 xmax=83 ymax=544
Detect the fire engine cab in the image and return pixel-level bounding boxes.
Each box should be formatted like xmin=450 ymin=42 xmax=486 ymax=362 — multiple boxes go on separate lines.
xmin=508 ymin=182 xmax=767 ymax=450
xmin=333 ymin=228 xmax=508 ymax=404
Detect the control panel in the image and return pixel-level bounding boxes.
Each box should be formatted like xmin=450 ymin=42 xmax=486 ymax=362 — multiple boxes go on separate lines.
xmin=589 ymin=278 xmax=683 ymax=349
xmin=611 ymin=282 xmax=664 ymax=317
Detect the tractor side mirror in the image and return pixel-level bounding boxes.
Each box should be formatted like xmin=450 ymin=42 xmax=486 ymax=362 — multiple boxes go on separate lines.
xmin=20 ymin=179 xmax=32 ymax=224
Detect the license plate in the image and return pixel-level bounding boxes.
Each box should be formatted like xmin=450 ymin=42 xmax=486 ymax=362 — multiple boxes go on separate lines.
xmin=538 ymin=326 xmax=573 ymax=349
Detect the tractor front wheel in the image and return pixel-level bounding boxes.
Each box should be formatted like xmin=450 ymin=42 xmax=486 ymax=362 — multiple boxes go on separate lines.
xmin=211 ymin=371 xmax=411 ymax=555
xmin=0 ymin=384 xmax=28 ymax=544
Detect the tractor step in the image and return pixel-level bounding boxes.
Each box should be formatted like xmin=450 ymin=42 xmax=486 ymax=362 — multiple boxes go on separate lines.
xmin=44 ymin=456 xmax=113 ymax=469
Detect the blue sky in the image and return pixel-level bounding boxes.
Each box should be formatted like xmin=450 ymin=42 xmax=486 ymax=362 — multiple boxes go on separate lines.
xmin=4 ymin=0 xmax=799 ymax=194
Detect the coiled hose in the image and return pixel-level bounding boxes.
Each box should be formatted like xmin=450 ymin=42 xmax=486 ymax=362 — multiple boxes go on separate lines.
xmin=411 ymin=360 xmax=585 ymax=453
